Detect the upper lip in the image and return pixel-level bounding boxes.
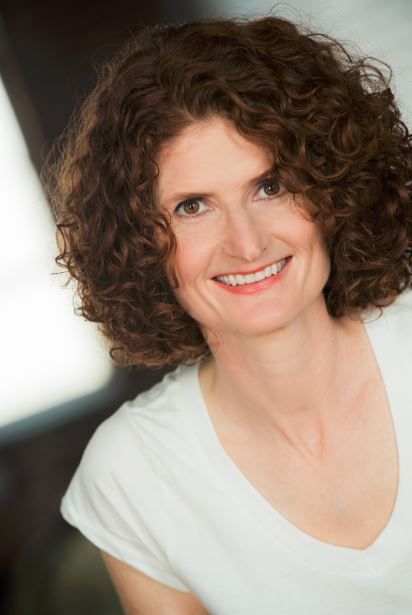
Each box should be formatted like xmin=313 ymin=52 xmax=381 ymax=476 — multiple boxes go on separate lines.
xmin=214 ymin=256 xmax=291 ymax=278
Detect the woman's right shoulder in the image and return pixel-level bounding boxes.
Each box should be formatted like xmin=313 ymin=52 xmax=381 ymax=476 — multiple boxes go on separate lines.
xmin=81 ymin=363 xmax=196 ymax=471
xmin=61 ymin=364 xmax=198 ymax=528
xmin=61 ymin=365 xmax=199 ymax=590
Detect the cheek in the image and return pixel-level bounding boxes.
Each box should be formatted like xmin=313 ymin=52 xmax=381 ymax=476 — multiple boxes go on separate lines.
xmin=289 ymin=213 xmax=330 ymax=277
xmin=292 ymin=207 xmax=326 ymax=253
xmin=309 ymin=228 xmax=331 ymax=281
xmin=174 ymin=242 xmax=198 ymax=286
xmin=173 ymin=231 xmax=213 ymax=286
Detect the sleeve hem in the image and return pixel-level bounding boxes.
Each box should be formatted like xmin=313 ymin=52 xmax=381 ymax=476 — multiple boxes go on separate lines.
xmin=60 ymin=499 xmax=191 ymax=593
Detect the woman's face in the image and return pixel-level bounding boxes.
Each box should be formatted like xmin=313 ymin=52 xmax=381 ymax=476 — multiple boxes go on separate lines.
xmin=156 ymin=117 xmax=331 ymax=339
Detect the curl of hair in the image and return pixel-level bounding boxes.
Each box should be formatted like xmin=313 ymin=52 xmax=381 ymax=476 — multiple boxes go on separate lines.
xmin=42 ymin=15 xmax=412 ymax=368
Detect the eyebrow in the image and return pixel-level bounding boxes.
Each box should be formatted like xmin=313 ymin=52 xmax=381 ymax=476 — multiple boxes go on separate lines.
xmin=159 ymin=167 xmax=275 ymax=209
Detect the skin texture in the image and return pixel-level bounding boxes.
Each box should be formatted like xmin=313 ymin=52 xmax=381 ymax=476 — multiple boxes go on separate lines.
xmin=157 ymin=117 xmax=331 ymax=342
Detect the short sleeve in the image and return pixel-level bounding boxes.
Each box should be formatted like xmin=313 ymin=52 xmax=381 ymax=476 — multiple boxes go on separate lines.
xmin=60 ymin=404 xmax=190 ymax=592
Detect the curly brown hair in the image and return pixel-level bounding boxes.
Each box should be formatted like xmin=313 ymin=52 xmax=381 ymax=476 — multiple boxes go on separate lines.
xmin=43 ymin=15 xmax=412 ymax=368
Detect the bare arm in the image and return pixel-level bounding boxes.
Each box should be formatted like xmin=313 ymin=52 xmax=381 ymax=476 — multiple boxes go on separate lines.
xmin=100 ymin=551 xmax=210 ymax=615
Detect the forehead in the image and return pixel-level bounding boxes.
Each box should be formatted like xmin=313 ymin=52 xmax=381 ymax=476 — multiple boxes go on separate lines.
xmin=156 ymin=117 xmax=272 ymax=202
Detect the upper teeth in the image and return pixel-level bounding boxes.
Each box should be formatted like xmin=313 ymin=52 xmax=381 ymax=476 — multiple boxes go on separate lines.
xmin=216 ymin=258 xmax=288 ymax=286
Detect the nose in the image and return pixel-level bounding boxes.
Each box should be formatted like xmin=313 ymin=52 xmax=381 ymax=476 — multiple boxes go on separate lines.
xmin=220 ymin=208 xmax=266 ymax=262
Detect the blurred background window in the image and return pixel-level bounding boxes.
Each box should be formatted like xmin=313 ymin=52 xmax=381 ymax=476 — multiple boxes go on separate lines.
xmin=0 ymin=74 xmax=113 ymax=430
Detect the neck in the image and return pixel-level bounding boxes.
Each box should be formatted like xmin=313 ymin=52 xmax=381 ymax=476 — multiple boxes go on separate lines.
xmin=200 ymin=298 xmax=366 ymax=460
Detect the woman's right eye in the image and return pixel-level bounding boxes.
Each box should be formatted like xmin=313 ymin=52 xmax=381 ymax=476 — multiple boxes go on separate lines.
xmin=175 ymin=198 xmax=207 ymax=217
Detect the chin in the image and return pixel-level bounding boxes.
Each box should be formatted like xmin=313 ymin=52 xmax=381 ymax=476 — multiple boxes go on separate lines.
xmin=219 ymin=306 xmax=294 ymax=337
xmin=242 ymin=317 xmax=291 ymax=336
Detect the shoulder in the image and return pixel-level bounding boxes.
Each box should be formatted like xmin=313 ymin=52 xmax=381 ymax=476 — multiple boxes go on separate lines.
xmin=381 ymin=287 xmax=412 ymax=330
xmin=385 ymin=287 xmax=412 ymax=311
xmin=362 ymin=288 xmax=412 ymax=363
xmin=75 ymin=363 xmax=197 ymax=483
xmin=362 ymin=287 xmax=412 ymax=326
xmin=61 ymin=364 xmax=198 ymax=552
xmin=60 ymin=364 xmax=197 ymax=593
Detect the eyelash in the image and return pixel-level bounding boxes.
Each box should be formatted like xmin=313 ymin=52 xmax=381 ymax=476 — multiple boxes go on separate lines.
xmin=174 ymin=178 xmax=283 ymax=218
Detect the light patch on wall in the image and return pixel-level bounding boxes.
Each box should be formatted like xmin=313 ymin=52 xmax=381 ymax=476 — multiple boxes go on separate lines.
xmin=203 ymin=0 xmax=412 ymax=127
xmin=0 ymin=76 xmax=113 ymax=428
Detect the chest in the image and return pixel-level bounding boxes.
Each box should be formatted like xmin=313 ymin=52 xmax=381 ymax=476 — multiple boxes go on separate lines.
xmin=220 ymin=377 xmax=399 ymax=550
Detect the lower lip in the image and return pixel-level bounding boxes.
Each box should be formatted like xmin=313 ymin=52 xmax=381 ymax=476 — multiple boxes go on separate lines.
xmin=213 ymin=257 xmax=292 ymax=295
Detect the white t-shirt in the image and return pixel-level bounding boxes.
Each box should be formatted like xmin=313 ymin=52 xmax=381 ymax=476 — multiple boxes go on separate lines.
xmin=61 ymin=290 xmax=412 ymax=614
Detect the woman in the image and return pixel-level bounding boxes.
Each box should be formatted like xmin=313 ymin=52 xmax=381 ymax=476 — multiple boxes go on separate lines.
xmin=46 ymin=14 xmax=412 ymax=615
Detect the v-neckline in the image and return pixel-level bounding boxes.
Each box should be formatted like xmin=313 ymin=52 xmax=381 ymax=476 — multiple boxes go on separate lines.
xmin=182 ymin=300 xmax=412 ymax=573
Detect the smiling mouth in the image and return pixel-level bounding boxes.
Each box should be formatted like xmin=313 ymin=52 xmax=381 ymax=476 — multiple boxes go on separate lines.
xmin=213 ymin=256 xmax=292 ymax=287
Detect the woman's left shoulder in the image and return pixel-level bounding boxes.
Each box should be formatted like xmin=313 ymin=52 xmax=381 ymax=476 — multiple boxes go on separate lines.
xmin=361 ymin=288 xmax=412 ymax=343
xmin=378 ymin=288 xmax=412 ymax=339
xmin=386 ymin=287 xmax=412 ymax=317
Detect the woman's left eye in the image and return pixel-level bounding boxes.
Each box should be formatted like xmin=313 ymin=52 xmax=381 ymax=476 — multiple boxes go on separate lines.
xmin=255 ymin=178 xmax=282 ymax=199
